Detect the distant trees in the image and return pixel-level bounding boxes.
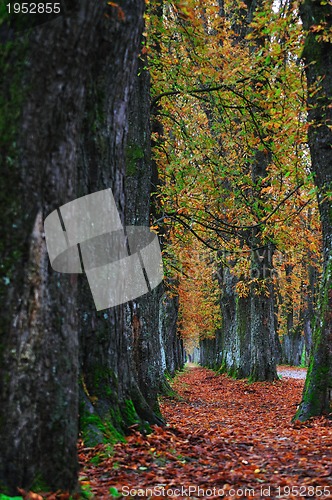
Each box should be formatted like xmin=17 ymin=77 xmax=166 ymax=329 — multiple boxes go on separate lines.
xmin=150 ymin=0 xmax=320 ymax=381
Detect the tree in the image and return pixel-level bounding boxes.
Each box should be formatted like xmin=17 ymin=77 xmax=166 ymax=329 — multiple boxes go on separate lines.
xmin=294 ymin=0 xmax=332 ymax=421
xmin=0 ymin=0 xmax=147 ymax=493
xmin=150 ymin=0 xmax=316 ymax=381
xmin=77 ymin=0 xmax=167 ymax=447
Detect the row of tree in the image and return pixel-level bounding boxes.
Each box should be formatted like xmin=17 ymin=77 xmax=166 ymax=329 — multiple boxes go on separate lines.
xmin=150 ymin=0 xmax=331 ymax=417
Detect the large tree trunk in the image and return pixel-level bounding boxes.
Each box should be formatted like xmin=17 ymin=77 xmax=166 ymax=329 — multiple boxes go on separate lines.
xmin=0 ymin=1 xmax=106 ymax=493
xmin=249 ymin=236 xmax=279 ymax=381
xmin=294 ymin=0 xmax=332 ymax=420
xmin=217 ymin=264 xmax=251 ymax=378
xmin=125 ymin=54 xmax=165 ymax=416
xmin=78 ymin=0 xmax=166 ymax=446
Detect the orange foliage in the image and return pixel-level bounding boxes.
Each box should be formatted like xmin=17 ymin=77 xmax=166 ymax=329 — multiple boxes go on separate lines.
xmin=78 ymin=366 xmax=332 ymax=498
xmin=148 ymin=0 xmax=322 ymax=345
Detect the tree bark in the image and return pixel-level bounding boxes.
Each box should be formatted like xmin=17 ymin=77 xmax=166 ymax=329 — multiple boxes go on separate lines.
xmin=0 ymin=1 xmax=106 ymax=493
xmin=217 ymin=264 xmax=251 ymax=377
xmin=249 ymin=236 xmax=279 ymax=381
xmin=78 ymin=0 xmax=167 ymax=445
xmin=294 ymin=0 xmax=332 ymax=420
xmin=124 ymin=55 xmax=166 ymax=415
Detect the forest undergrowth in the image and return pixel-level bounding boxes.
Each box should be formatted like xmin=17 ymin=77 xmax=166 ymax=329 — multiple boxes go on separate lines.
xmin=77 ymin=365 xmax=332 ymax=500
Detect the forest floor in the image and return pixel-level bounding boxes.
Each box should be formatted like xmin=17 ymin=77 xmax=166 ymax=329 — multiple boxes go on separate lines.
xmin=78 ymin=365 xmax=332 ymax=500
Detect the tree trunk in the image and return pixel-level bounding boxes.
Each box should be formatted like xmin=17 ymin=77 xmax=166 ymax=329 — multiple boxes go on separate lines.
xmin=159 ymin=292 xmax=184 ymax=376
xmin=294 ymin=0 xmax=332 ymax=421
xmin=281 ymin=326 xmax=305 ymax=366
xmin=218 ymin=264 xmax=251 ymax=377
xmin=0 ymin=1 xmax=107 ymax=493
xmin=200 ymin=336 xmax=218 ymax=369
xmin=124 ymin=54 xmax=166 ymax=414
xmin=280 ymin=264 xmax=304 ymax=366
xmin=249 ymin=236 xmax=279 ymax=381
xmin=78 ymin=0 xmax=167 ymax=445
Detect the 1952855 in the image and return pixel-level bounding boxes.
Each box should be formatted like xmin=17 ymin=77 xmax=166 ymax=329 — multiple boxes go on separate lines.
xmin=277 ymin=486 xmax=331 ymax=497
xmin=6 ymin=3 xmax=61 ymax=14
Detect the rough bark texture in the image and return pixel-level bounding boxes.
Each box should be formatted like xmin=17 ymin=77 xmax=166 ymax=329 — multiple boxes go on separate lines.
xmin=224 ymin=267 xmax=251 ymax=377
xmin=200 ymin=336 xmax=219 ymax=369
xmin=214 ymin=264 xmax=251 ymax=377
xmin=124 ymin=56 xmax=165 ymax=415
xmin=159 ymin=292 xmax=184 ymax=377
xmin=77 ymin=0 xmax=168 ymax=446
xmin=200 ymin=249 xmax=278 ymax=380
xmin=295 ymin=0 xmax=332 ymax=420
xmin=281 ymin=327 xmax=305 ymax=367
xmin=0 ymin=1 xmax=106 ymax=493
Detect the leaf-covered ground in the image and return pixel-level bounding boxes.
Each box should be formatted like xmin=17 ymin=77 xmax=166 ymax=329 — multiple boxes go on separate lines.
xmin=78 ymin=365 xmax=332 ymax=499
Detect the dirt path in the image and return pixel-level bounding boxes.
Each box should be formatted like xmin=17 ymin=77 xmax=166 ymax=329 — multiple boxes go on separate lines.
xmin=277 ymin=366 xmax=307 ymax=380
xmin=81 ymin=366 xmax=332 ymax=499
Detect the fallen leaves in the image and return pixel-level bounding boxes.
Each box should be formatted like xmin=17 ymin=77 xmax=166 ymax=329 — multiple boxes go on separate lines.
xmin=77 ymin=366 xmax=332 ymax=499
xmin=16 ymin=490 xmax=71 ymax=500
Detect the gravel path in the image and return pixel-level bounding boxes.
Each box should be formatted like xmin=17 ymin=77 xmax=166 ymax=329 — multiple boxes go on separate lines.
xmin=277 ymin=366 xmax=307 ymax=380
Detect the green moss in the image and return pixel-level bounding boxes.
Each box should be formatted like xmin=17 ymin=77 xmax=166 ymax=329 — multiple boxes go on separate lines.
xmin=153 ymin=399 xmax=164 ymax=422
xmin=293 ymin=256 xmax=332 ymax=420
xmin=30 ymin=474 xmax=50 ymax=493
xmin=0 ymin=495 xmax=23 ymax=500
xmin=92 ymin=366 xmax=116 ymax=398
xmin=300 ymin=344 xmax=308 ymax=368
xmin=294 ymin=364 xmax=328 ymax=419
xmin=216 ymin=361 xmax=227 ymax=375
xmin=121 ymin=399 xmax=139 ymax=427
xmin=80 ymin=410 xmax=124 ymax=447
xmin=228 ymin=365 xmax=240 ymax=379
xmin=125 ymin=143 xmax=144 ymax=176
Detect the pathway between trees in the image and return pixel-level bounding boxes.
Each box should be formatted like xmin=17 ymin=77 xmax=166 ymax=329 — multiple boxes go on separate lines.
xmin=277 ymin=366 xmax=308 ymax=380
xmin=80 ymin=366 xmax=332 ymax=499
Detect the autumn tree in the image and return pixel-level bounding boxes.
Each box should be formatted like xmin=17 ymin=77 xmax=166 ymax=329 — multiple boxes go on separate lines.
xmin=150 ymin=0 xmax=319 ymax=380
xmin=294 ymin=0 xmax=332 ymax=420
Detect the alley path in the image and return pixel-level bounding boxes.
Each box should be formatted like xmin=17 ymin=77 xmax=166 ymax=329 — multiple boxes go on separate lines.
xmin=80 ymin=366 xmax=332 ymax=499
xmin=277 ymin=366 xmax=307 ymax=380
